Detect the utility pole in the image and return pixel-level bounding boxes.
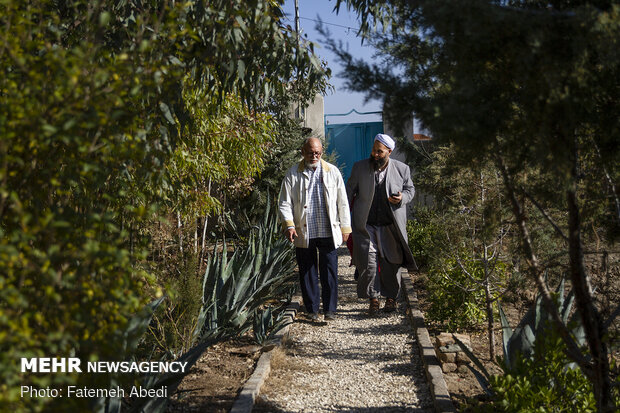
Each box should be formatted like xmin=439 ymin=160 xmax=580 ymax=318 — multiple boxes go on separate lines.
xmin=294 ymin=0 xmax=303 ymax=122
xmin=294 ymin=0 xmax=300 ymax=45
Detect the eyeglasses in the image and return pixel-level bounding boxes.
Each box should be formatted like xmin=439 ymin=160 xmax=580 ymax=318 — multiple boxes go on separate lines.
xmin=304 ymin=151 xmax=322 ymax=157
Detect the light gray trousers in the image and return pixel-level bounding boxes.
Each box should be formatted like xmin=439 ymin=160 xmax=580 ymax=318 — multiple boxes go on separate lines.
xmin=357 ymin=224 xmax=402 ymax=300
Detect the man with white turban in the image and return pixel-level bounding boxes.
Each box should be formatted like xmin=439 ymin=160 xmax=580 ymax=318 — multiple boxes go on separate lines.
xmin=346 ymin=134 xmax=417 ymax=315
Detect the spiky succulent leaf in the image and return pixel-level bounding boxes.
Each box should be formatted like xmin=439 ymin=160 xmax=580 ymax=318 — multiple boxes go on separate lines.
xmin=498 ymin=302 xmax=513 ymax=368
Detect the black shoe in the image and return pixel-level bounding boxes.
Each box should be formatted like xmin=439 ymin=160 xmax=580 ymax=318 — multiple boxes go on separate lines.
xmin=383 ymin=298 xmax=397 ymax=313
xmin=308 ymin=312 xmax=319 ymax=321
xmin=324 ymin=311 xmax=336 ymax=321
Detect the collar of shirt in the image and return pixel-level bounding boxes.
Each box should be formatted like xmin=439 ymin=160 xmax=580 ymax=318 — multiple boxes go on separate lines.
xmin=375 ymin=161 xmax=388 ymax=183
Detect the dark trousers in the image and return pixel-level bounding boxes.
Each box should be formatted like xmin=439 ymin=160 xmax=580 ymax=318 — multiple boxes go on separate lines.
xmin=295 ymin=237 xmax=338 ymax=313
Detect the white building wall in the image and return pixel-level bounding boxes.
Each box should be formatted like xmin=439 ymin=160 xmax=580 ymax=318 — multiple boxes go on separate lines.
xmin=291 ymin=94 xmax=325 ymax=139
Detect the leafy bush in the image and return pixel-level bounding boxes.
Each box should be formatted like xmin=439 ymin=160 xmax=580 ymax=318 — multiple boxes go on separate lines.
xmin=426 ymin=257 xmax=509 ymax=330
xmin=426 ymin=258 xmax=488 ymax=329
xmin=481 ymin=333 xmax=599 ymax=412
xmin=406 ymin=207 xmax=446 ymax=269
xmin=1 ymin=3 xmax=163 ymax=410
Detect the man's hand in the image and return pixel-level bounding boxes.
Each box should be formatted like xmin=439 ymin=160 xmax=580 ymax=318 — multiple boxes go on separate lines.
xmin=388 ymin=191 xmax=402 ymax=204
xmin=285 ymin=227 xmax=297 ymax=243
xmin=342 ymin=232 xmax=350 ymax=243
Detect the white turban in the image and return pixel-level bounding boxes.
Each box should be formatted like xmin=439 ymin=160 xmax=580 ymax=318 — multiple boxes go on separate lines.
xmin=374 ymin=133 xmax=395 ymax=150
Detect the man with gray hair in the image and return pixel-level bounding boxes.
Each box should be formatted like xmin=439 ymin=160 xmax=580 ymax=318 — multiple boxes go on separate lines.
xmin=278 ymin=137 xmax=351 ymax=321
xmin=346 ymin=133 xmax=417 ymax=315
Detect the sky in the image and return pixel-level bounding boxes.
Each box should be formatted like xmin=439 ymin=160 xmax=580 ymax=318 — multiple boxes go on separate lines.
xmin=281 ymin=0 xmax=383 ymax=124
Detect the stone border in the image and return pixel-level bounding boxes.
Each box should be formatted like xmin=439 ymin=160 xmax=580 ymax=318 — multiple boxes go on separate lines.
xmin=401 ymin=269 xmax=457 ymax=413
xmin=229 ymin=300 xmax=300 ymax=413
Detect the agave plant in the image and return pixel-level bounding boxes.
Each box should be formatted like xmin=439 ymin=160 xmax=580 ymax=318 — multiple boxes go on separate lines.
xmin=253 ymin=306 xmax=275 ymax=345
xmin=121 ymin=201 xmax=297 ymax=413
xmin=194 ymin=200 xmax=297 ymax=343
xmin=499 ymin=277 xmax=586 ymax=371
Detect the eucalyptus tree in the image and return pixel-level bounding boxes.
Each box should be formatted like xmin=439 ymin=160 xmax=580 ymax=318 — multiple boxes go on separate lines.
xmin=326 ymin=0 xmax=619 ymax=411
xmin=0 ymin=1 xmax=327 ymax=411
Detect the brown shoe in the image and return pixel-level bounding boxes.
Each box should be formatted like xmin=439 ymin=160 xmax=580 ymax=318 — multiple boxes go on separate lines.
xmin=369 ymin=298 xmax=380 ymax=315
xmin=383 ymin=298 xmax=397 ymax=313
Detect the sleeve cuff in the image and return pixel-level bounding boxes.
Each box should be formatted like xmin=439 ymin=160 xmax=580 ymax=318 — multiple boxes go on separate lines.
xmin=341 ymin=226 xmax=352 ymax=234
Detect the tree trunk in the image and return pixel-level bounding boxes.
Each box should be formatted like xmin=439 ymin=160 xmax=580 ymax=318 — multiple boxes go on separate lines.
xmin=198 ymin=178 xmax=212 ymax=271
xmin=494 ymin=153 xmax=586 ymax=365
xmin=480 ymin=171 xmax=496 ymax=360
xmin=194 ymin=218 xmax=199 ymax=255
xmin=567 ymin=142 xmax=613 ymax=412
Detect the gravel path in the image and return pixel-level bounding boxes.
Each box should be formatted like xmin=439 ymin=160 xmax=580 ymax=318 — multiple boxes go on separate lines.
xmin=255 ymin=247 xmax=434 ymax=412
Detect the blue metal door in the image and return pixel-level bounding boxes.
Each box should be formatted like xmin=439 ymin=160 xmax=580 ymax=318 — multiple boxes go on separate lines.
xmin=325 ymin=121 xmax=383 ymax=182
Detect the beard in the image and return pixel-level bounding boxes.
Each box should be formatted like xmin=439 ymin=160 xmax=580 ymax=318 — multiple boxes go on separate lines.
xmin=370 ymin=155 xmax=388 ymax=170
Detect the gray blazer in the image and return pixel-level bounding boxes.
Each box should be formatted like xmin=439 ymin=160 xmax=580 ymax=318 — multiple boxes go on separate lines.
xmin=346 ymin=158 xmax=417 ymax=270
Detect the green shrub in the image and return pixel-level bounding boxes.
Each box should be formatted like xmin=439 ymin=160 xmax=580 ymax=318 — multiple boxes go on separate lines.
xmin=426 ymin=257 xmax=508 ymax=330
xmin=145 ymin=249 xmax=204 ymax=359
xmin=1 ymin=3 xmax=161 ymax=410
xmin=480 ymin=332 xmax=600 ymax=412
xmin=407 ymin=207 xmax=445 ymax=269
xmin=426 ymin=258 xmax=486 ymax=329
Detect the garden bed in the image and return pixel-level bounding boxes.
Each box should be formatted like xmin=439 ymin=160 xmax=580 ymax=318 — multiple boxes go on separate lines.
xmin=411 ymin=272 xmax=528 ymax=409
xmin=166 ymin=335 xmax=260 ymax=413
xmin=411 ymin=249 xmax=620 ymax=411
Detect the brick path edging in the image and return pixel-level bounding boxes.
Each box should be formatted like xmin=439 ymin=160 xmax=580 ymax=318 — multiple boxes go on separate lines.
xmin=229 ymin=300 xmax=300 ymax=413
xmin=401 ymin=269 xmax=457 ymax=413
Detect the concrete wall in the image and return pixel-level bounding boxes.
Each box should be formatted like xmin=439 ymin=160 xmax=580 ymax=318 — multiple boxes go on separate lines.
xmin=291 ymin=94 xmax=325 ymax=139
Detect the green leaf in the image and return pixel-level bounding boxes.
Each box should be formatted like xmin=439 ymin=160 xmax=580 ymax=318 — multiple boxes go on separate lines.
xmin=159 ymin=102 xmax=176 ymax=125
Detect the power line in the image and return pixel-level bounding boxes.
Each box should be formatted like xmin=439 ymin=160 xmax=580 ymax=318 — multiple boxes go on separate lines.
xmin=299 ymin=16 xmax=359 ymax=32
xmin=283 ymin=15 xmax=360 ymax=34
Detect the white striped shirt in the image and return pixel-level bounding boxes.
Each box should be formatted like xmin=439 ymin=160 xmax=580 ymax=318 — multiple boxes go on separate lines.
xmin=306 ymin=163 xmax=332 ymax=239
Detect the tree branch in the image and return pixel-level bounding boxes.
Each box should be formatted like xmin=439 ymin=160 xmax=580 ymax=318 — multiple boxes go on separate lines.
xmin=494 ymin=151 xmax=589 ymax=369
xmin=603 ymin=304 xmax=620 ymax=331
xmin=590 ymin=136 xmax=620 ymax=223
xmin=522 ymin=189 xmax=569 ymax=243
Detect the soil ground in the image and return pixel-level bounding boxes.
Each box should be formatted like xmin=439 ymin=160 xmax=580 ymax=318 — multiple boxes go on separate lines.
xmin=167 ymin=335 xmax=261 ymax=412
